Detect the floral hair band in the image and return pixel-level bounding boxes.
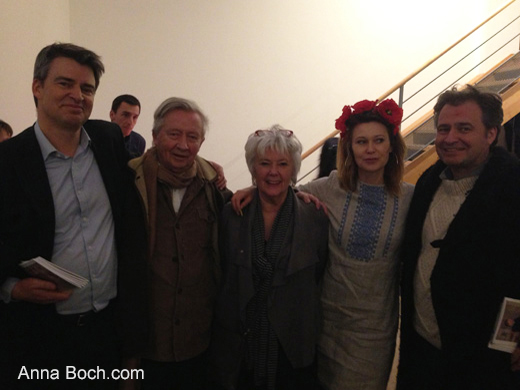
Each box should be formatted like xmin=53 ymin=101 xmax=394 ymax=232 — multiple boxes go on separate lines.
xmin=334 ymin=98 xmax=403 ymax=139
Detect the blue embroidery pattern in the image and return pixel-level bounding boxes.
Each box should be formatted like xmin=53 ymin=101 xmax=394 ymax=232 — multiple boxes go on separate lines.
xmin=382 ymin=195 xmax=399 ymax=258
xmin=346 ymin=185 xmax=386 ymax=261
xmin=337 ymin=192 xmax=352 ymax=246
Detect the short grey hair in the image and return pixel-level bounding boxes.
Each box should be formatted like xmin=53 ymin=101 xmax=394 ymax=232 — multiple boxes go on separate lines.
xmin=152 ymin=97 xmax=209 ymax=137
xmin=244 ymin=124 xmax=302 ymax=185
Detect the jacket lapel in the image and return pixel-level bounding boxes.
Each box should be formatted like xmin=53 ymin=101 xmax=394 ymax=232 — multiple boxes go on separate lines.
xmin=14 ymin=127 xmax=55 ymax=257
xmin=85 ymin=122 xmax=123 ymax=223
xmin=441 ymin=149 xmax=509 ymax=249
xmin=271 ymin=191 xmax=320 ymax=283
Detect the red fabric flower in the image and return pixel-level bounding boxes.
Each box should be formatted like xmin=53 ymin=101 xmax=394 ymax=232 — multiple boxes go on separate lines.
xmin=335 ymin=105 xmax=352 ymax=137
xmin=375 ymin=99 xmax=403 ymax=135
xmin=336 ymin=100 xmax=378 ymax=138
xmin=335 ymin=98 xmax=403 ymax=138
xmin=352 ymin=100 xmax=377 ymax=115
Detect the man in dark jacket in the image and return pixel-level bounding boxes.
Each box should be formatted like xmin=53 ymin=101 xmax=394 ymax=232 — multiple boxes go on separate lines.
xmin=109 ymin=94 xmax=146 ymax=158
xmin=0 ymin=43 xmax=147 ymax=389
xmin=397 ymin=84 xmax=520 ymax=390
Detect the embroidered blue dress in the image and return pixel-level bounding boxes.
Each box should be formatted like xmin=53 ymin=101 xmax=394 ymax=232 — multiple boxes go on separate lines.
xmin=299 ymin=171 xmax=413 ymax=390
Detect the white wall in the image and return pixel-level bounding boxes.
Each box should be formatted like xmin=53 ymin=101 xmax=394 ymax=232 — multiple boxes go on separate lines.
xmin=1 ymin=0 xmax=70 ymax=129
xmin=1 ymin=0 xmax=518 ymax=189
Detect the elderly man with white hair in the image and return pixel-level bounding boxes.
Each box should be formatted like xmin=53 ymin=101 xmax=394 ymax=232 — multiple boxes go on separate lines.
xmin=127 ymin=97 xmax=231 ymax=390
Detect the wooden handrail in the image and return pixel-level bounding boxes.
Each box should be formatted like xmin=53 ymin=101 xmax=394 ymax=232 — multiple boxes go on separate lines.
xmin=301 ymin=0 xmax=517 ymax=162
xmin=376 ymin=0 xmax=516 ymax=102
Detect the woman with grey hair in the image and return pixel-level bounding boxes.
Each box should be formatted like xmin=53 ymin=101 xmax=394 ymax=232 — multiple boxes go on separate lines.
xmin=232 ymin=100 xmax=414 ymax=390
xmin=210 ymin=125 xmax=329 ymax=390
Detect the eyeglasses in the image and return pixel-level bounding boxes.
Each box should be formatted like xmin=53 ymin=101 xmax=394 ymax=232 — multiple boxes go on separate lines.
xmin=254 ymin=129 xmax=294 ymax=137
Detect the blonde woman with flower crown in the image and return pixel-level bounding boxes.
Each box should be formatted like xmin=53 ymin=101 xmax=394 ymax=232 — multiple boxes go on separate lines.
xmin=232 ymin=98 xmax=413 ymax=390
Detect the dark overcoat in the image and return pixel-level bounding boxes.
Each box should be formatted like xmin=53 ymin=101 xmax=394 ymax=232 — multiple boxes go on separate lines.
xmin=0 ymin=120 xmax=148 ymax=369
xmin=398 ymin=147 xmax=520 ymax=389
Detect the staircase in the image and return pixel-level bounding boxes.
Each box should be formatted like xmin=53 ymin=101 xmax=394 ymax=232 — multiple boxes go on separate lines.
xmin=404 ymin=51 xmax=520 ymax=163
xmin=298 ymin=0 xmax=520 ymax=185
xmin=402 ymin=51 xmax=520 ymax=184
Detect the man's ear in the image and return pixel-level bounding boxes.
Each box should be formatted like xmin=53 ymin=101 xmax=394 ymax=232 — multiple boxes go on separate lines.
xmin=109 ymin=110 xmax=116 ymax=121
xmin=487 ymin=126 xmax=498 ymax=145
xmin=32 ymin=79 xmax=42 ymax=101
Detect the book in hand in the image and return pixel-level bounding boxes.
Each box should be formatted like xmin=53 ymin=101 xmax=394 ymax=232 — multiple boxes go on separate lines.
xmin=20 ymin=256 xmax=89 ymax=291
xmin=488 ymin=297 xmax=520 ymax=353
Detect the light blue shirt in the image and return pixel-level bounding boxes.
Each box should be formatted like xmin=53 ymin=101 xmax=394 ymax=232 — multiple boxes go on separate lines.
xmin=1 ymin=123 xmax=117 ymax=314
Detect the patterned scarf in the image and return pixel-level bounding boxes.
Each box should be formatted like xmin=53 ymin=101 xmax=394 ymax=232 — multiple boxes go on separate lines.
xmin=141 ymin=147 xmax=198 ymax=258
xmin=143 ymin=147 xmax=198 ymax=189
xmin=246 ymin=189 xmax=294 ymax=390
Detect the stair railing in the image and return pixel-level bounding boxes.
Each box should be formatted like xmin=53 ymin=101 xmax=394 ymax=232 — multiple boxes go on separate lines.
xmin=298 ymin=0 xmax=519 ymax=183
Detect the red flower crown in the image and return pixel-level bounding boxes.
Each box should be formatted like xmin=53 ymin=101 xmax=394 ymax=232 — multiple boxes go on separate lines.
xmin=335 ymin=98 xmax=403 ymax=138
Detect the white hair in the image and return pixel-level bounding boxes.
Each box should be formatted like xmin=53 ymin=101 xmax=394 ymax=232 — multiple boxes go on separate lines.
xmin=152 ymin=97 xmax=209 ymax=137
xmin=244 ymin=124 xmax=302 ymax=185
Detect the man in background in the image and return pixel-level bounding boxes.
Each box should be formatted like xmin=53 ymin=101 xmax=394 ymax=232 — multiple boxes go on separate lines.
xmin=397 ymin=84 xmax=520 ymax=389
xmin=0 ymin=43 xmax=146 ymax=389
xmin=0 ymin=120 xmax=13 ymax=142
xmin=110 ymin=94 xmax=146 ymax=157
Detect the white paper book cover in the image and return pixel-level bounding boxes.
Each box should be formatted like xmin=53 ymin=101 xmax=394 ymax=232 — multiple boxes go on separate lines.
xmin=488 ymin=297 xmax=520 ymax=353
xmin=20 ymin=256 xmax=89 ymax=291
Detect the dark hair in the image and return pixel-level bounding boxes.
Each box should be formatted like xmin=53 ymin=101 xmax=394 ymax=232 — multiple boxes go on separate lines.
xmin=33 ymin=43 xmax=104 ymax=106
xmin=336 ymin=110 xmax=405 ymax=196
xmin=0 ymin=120 xmax=13 ymax=136
xmin=318 ymin=137 xmax=339 ymax=178
xmin=434 ymin=84 xmax=502 ymax=146
xmin=111 ymin=94 xmax=141 ymax=113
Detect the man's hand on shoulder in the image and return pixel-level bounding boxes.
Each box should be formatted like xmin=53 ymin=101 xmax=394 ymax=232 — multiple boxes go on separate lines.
xmin=231 ymin=186 xmax=255 ymax=216
xmin=209 ymin=161 xmax=227 ymax=190
xmin=11 ymin=278 xmax=72 ymax=304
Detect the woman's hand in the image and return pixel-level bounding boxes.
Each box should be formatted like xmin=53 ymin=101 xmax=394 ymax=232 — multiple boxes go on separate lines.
xmin=296 ymin=191 xmax=328 ymax=215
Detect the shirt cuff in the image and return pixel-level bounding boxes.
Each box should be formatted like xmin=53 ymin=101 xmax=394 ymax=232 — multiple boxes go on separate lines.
xmin=0 ymin=277 xmax=20 ymax=303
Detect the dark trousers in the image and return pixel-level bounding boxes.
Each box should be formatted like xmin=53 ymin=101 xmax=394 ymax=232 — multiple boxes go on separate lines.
xmin=232 ymin=348 xmax=317 ymax=390
xmin=396 ymin=329 xmax=520 ymax=390
xmin=1 ymin=305 xmax=119 ymax=390
xmin=396 ymin=330 xmax=445 ymax=390
xmin=141 ymin=351 xmax=209 ymax=390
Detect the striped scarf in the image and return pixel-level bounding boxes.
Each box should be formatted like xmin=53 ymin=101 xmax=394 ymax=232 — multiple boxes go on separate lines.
xmin=246 ymin=189 xmax=294 ymax=389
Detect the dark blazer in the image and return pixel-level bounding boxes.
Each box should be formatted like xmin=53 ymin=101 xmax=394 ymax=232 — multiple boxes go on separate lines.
xmin=398 ymin=147 xmax=520 ymax=390
xmin=0 ymin=120 xmax=147 ymax=361
xmin=210 ymin=189 xmax=329 ymax=389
